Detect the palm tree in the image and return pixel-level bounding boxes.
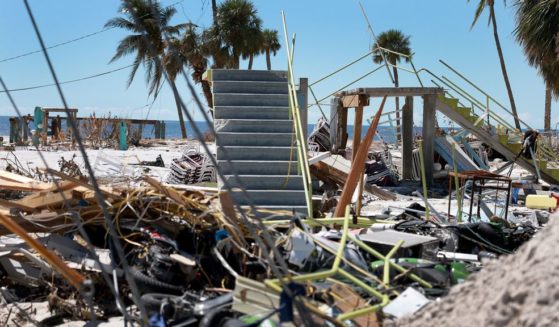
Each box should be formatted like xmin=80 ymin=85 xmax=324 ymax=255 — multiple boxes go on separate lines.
xmin=262 ymin=29 xmax=281 ymax=70
xmin=469 ymin=0 xmax=521 ymax=130
xmin=165 ymin=23 xmax=214 ymax=108
xmin=372 ymin=29 xmax=411 ymax=143
xmin=106 ymin=0 xmax=188 ymax=138
xmin=514 ymin=0 xmax=559 ymax=132
xmin=243 ymin=27 xmax=263 ymax=70
xmin=211 ymin=0 xmax=262 ymax=69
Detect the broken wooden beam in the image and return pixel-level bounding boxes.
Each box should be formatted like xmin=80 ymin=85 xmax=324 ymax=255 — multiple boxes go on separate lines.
xmin=334 ymin=97 xmax=387 ymax=217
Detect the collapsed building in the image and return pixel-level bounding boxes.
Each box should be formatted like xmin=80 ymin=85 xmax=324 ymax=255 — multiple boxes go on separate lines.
xmin=1 ymin=53 xmax=559 ymax=326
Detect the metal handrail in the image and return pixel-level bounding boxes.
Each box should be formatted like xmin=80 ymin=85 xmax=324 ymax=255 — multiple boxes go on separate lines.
xmin=282 ymin=12 xmax=313 ymax=218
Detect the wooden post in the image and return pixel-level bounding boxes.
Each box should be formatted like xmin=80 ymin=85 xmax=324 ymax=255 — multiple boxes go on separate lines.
xmin=42 ymin=111 xmax=48 ymax=146
xmin=333 ymin=96 xmax=387 ymax=218
xmin=422 ymin=94 xmax=436 ymax=186
xmin=402 ymin=96 xmax=414 ymax=180
xmin=353 ymin=106 xmax=364 ymax=161
xmin=330 ymin=97 xmax=341 ymax=153
xmin=298 ymin=78 xmax=309 ymax=141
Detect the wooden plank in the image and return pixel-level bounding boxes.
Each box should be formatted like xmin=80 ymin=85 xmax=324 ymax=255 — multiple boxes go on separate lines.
xmin=143 ymin=176 xmax=186 ymax=206
xmin=330 ymin=283 xmax=379 ymax=327
xmin=15 ymin=190 xmax=75 ymax=210
xmin=43 ymin=168 xmax=120 ymax=199
xmin=0 ymin=213 xmax=85 ymax=289
xmin=0 ymin=198 xmax=36 ymax=213
xmin=0 ymin=180 xmax=51 ymax=192
xmin=334 ymin=97 xmax=387 ymax=217
xmin=0 ymin=171 xmax=37 ymax=184
xmin=338 ymin=87 xmax=443 ymax=98
xmin=342 ymin=94 xmax=369 ymax=108
xmin=311 ymin=159 xmax=397 ymax=201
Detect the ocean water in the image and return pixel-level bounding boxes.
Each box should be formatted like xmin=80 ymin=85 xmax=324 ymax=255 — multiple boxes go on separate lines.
xmin=0 ymin=115 xmax=414 ymax=144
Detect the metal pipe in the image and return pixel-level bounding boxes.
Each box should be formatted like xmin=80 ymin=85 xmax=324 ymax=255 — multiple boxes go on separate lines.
xmin=418 ymin=140 xmax=430 ymax=219
xmin=383 ymin=240 xmax=404 ymax=285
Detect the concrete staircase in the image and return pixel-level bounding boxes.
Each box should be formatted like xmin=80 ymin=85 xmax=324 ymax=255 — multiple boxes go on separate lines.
xmin=210 ymin=69 xmax=308 ymax=217
xmin=436 ymin=94 xmax=559 ymax=185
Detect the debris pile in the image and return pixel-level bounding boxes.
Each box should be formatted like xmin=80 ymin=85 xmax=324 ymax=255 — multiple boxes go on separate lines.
xmin=397 ymin=212 xmax=559 ymax=327
xmin=166 ymin=145 xmax=217 ymax=185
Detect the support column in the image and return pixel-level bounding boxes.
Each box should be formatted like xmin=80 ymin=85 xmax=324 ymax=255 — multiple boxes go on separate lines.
xmin=330 ymin=97 xmax=342 ymax=153
xmin=402 ymin=96 xmax=414 ymax=180
xmin=297 ymin=78 xmax=309 ymax=140
xmin=422 ymin=94 xmax=436 ymax=186
xmin=352 ymin=106 xmax=363 ymax=161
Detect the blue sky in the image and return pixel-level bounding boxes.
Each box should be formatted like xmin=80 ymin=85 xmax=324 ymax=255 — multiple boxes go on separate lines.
xmin=0 ymin=0 xmax=555 ymax=128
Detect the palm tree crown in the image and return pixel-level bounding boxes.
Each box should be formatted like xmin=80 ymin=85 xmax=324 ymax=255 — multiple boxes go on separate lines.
xmin=514 ymin=0 xmax=559 ymax=96
xmin=372 ymin=29 xmax=411 ymax=65
xmin=207 ymin=0 xmax=262 ymax=69
xmin=105 ymin=0 xmax=184 ymax=94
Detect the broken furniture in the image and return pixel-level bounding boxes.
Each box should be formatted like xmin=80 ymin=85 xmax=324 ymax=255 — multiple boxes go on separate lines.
xmin=447 ymin=170 xmax=512 ymax=222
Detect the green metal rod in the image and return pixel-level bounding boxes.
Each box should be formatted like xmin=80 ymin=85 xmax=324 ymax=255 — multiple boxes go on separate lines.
xmin=348 ymin=235 xmax=432 ymax=288
xmin=308 ymin=85 xmax=327 ymax=119
xmin=282 ymin=11 xmax=313 ymax=218
xmin=409 ymin=56 xmax=424 ymax=87
xmin=309 ymin=49 xmax=375 ymax=87
xmin=383 ymin=240 xmax=404 ymax=285
xmin=316 ymin=65 xmax=383 ymax=104
xmin=359 ymin=1 xmax=394 ymax=84
xmin=418 ymin=140 xmax=430 ymax=220
xmin=452 ymin=144 xmax=462 ymax=223
xmin=439 ymin=59 xmax=531 ymax=129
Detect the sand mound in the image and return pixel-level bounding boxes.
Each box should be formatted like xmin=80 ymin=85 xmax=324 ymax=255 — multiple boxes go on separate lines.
xmin=397 ymin=213 xmax=559 ymax=327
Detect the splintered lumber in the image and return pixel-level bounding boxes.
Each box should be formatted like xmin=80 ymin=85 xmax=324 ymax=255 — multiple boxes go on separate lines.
xmin=143 ymin=176 xmax=187 ymax=206
xmin=0 ymin=198 xmax=36 ymax=213
xmin=330 ymin=283 xmax=379 ymax=327
xmin=311 ymin=159 xmax=397 ymax=201
xmin=43 ymin=168 xmax=121 ymax=199
xmin=0 ymin=180 xmax=51 ymax=192
xmin=334 ymin=97 xmax=387 ymax=217
xmin=0 ymin=213 xmax=85 ymax=289
xmin=15 ymin=190 xmax=76 ymax=210
xmin=0 ymin=171 xmax=37 ymax=184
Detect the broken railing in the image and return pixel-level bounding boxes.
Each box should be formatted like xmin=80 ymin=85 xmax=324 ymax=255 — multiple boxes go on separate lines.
xmin=282 ymin=12 xmax=313 ymax=218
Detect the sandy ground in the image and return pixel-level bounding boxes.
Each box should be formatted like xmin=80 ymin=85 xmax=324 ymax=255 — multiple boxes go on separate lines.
xmin=0 ymin=140 xmax=215 ymax=184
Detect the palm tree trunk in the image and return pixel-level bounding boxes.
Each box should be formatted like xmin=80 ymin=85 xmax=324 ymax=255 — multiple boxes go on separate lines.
xmin=234 ymin=55 xmax=240 ymax=69
xmin=201 ymin=80 xmax=214 ymax=110
xmin=248 ymin=54 xmax=254 ymax=70
xmin=266 ymin=49 xmax=271 ymax=70
xmin=393 ymin=66 xmax=401 ymax=143
xmin=212 ymin=0 xmax=217 ymax=22
xmin=490 ymin=4 xmax=521 ymax=130
xmin=545 ymin=83 xmax=551 ymax=131
xmin=171 ymin=81 xmax=187 ymax=139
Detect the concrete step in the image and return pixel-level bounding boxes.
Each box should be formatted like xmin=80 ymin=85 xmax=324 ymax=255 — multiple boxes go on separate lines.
xmin=216 ymin=132 xmax=294 ymax=146
xmin=215 ymin=119 xmax=293 ymax=133
xmin=214 ymin=106 xmax=291 ymax=120
xmin=212 ymin=81 xmax=288 ymax=94
xmin=229 ymin=190 xmax=307 ymax=206
xmin=222 ymin=175 xmax=304 ymax=190
xmin=217 ymin=146 xmax=297 ymax=161
xmin=218 ymin=160 xmax=299 ymax=175
xmin=213 ymin=93 xmax=289 ymax=107
xmin=239 ymin=205 xmax=307 ymax=219
xmin=211 ymin=69 xmax=287 ymax=82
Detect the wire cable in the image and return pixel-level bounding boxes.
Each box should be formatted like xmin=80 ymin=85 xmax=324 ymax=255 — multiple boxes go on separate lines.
xmin=0 ymin=0 xmax=185 ymax=64
xmin=22 ymin=0 xmax=148 ymax=321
